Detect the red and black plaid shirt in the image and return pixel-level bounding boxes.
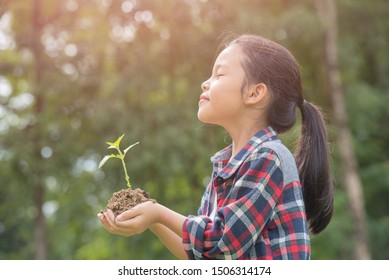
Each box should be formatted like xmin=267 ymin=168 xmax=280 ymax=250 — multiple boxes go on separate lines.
xmin=182 ymin=127 xmax=310 ymax=259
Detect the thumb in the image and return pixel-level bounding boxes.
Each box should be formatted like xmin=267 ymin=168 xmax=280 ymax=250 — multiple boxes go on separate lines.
xmin=116 ymin=208 xmax=138 ymax=222
xmin=116 ymin=201 xmax=154 ymax=222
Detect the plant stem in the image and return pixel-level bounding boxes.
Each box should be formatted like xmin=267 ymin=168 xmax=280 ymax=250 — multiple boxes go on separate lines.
xmin=117 ymin=148 xmax=131 ymax=188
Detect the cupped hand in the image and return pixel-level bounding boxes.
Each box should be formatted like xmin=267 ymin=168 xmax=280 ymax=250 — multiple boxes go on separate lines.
xmin=97 ymin=201 xmax=160 ymax=237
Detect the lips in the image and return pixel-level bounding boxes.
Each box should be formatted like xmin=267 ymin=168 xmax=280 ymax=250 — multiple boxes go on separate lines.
xmin=199 ymin=94 xmax=209 ymax=103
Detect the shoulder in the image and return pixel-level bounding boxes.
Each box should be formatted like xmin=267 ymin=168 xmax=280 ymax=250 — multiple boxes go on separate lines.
xmin=248 ymin=139 xmax=299 ymax=185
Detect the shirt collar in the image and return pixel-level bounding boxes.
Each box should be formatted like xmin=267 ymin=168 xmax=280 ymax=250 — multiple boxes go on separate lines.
xmin=211 ymin=126 xmax=278 ymax=180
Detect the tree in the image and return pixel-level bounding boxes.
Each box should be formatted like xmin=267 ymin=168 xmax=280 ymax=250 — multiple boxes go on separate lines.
xmin=314 ymin=0 xmax=370 ymax=259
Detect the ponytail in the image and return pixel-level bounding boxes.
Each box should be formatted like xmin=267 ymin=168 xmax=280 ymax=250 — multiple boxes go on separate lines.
xmin=295 ymin=101 xmax=334 ymax=235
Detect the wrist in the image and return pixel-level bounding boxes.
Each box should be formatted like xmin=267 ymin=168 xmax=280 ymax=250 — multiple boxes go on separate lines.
xmin=149 ymin=223 xmax=162 ymax=233
xmin=153 ymin=203 xmax=165 ymax=224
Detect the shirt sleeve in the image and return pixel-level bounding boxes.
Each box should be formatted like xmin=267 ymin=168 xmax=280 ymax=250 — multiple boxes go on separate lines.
xmin=182 ymin=148 xmax=284 ymax=259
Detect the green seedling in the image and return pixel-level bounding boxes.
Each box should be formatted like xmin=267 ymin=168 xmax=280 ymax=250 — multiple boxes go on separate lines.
xmin=98 ymin=134 xmax=139 ymax=189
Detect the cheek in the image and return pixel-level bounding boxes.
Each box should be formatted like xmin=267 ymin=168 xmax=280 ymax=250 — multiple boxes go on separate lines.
xmin=211 ymin=85 xmax=242 ymax=107
xmin=209 ymin=83 xmax=229 ymax=101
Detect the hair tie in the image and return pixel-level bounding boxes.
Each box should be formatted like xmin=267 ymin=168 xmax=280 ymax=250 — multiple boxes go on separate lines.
xmin=298 ymin=99 xmax=307 ymax=109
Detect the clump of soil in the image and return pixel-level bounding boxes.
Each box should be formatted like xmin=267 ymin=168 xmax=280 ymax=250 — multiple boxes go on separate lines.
xmin=102 ymin=188 xmax=156 ymax=216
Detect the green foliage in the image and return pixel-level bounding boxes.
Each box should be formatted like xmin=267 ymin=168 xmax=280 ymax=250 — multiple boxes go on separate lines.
xmin=99 ymin=134 xmax=139 ymax=188
xmin=0 ymin=0 xmax=388 ymax=260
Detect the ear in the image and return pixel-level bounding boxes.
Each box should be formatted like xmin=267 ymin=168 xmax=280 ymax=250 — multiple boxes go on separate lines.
xmin=244 ymin=83 xmax=269 ymax=107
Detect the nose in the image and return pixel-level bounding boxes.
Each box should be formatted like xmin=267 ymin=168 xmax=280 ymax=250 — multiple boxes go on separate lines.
xmin=201 ymin=79 xmax=209 ymax=91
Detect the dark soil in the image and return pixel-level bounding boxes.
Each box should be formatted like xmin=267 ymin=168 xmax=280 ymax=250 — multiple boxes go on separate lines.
xmin=102 ymin=188 xmax=156 ymax=216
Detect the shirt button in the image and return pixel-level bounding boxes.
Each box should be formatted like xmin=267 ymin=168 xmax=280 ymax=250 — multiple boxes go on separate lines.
xmin=216 ymin=176 xmax=224 ymax=184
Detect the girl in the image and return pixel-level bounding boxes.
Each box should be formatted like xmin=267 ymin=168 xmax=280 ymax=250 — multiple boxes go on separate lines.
xmin=98 ymin=34 xmax=334 ymax=260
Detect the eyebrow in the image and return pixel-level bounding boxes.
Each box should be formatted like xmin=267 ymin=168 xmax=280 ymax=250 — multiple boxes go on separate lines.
xmin=213 ymin=64 xmax=227 ymax=73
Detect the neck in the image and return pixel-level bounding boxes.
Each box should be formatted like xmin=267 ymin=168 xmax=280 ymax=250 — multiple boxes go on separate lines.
xmin=226 ymin=122 xmax=267 ymax=158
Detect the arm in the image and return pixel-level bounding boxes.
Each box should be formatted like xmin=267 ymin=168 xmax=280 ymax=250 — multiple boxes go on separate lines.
xmin=97 ymin=202 xmax=188 ymax=259
xmin=149 ymin=224 xmax=187 ymax=259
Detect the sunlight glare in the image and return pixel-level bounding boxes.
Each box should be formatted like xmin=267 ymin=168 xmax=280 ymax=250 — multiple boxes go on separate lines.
xmin=64 ymin=43 xmax=78 ymax=57
xmin=0 ymin=12 xmax=15 ymax=50
xmin=66 ymin=0 xmax=79 ymax=12
xmin=0 ymin=76 xmax=12 ymax=98
xmin=121 ymin=1 xmax=134 ymax=13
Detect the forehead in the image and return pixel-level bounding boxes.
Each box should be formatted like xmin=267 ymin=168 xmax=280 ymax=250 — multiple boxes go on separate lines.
xmin=213 ymin=44 xmax=244 ymax=69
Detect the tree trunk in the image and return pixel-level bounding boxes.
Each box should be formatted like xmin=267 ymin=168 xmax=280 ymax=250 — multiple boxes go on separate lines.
xmin=314 ymin=0 xmax=371 ymax=259
xmin=32 ymin=0 xmax=47 ymax=260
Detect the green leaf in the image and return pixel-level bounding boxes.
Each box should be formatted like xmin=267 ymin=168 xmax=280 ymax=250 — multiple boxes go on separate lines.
xmin=124 ymin=142 xmax=139 ymax=155
xmin=98 ymin=154 xmax=116 ymax=169
xmin=114 ymin=134 xmax=125 ymax=147
xmin=106 ymin=134 xmax=125 ymax=149
xmin=106 ymin=141 xmax=116 ymax=149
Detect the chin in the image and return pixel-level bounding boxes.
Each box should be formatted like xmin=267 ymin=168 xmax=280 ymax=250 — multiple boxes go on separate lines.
xmin=197 ymin=108 xmax=220 ymax=125
xmin=197 ymin=114 xmax=215 ymax=126
xmin=197 ymin=110 xmax=208 ymax=123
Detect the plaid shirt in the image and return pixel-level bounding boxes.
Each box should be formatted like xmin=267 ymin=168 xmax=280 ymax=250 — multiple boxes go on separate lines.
xmin=182 ymin=127 xmax=310 ymax=259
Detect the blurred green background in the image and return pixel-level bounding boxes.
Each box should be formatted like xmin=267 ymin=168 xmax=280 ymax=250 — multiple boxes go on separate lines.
xmin=0 ymin=0 xmax=388 ymax=260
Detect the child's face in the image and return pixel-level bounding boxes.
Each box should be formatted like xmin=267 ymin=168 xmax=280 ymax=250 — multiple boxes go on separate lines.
xmin=198 ymin=44 xmax=247 ymax=128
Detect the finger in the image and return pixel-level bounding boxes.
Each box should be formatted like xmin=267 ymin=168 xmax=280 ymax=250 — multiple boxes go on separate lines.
xmin=98 ymin=211 xmax=136 ymax=236
xmin=115 ymin=216 xmax=143 ymax=234
xmin=116 ymin=201 xmax=153 ymax=222
xmin=104 ymin=209 xmax=117 ymax=224
xmin=97 ymin=212 xmax=104 ymax=220
xmin=97 ymin=212 xmax=116 ymax=233
xmin=103 ymin=209 xmax=120 ymax=230
xmin=101 ymin=209 xmax=128 ymax=229
xmin=97 ymin=212 xmax=108 ymax=225
xmin=116 ymin=208 xmax=137 ymax=222
xmin=105 ymin=209 xmax=115 ymax=221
